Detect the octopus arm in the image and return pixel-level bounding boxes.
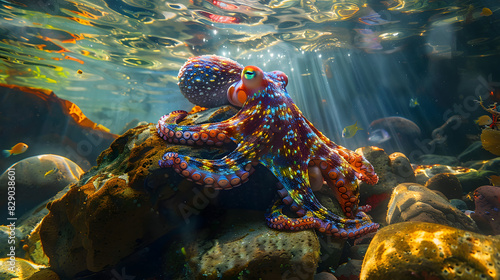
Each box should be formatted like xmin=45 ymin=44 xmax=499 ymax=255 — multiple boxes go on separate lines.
xmin=264 ymin=163 xmax=379 ymax=238
xmin=157 ymin=110 xmax=247 ymax=146
xmin=159 ymin=150 xmax=254 ymax=190
xmin=303 ymin=117 xmax=378 ymax=185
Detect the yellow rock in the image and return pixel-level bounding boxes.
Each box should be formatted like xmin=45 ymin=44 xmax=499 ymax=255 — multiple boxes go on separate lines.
xmin=360 ymin=222 xmax=500 ymax=280
xmin=0 ymin=258 xmax=46 ymax=280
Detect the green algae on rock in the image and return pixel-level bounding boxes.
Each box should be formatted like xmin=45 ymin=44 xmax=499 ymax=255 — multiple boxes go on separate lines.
xmin=360 ymin=221 xmax=500 ymax=280
xmin=0 ymin=258 xmax=47 ymax=280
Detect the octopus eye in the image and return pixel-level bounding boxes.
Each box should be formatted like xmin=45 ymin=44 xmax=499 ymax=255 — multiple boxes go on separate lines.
xmin=244 ymin=70 xmax=255 ymax=80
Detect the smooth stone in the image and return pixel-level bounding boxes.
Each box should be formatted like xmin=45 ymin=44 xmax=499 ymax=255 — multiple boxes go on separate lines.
xmin=334 ymin=259 xmax=363 ymax=280
xmin=355 ymin=147 xmax=416 ymax=224
xmin=0 ymin=154 xmax=83 ymax=221
xmin=417 ymin=154 xmax=459 ymax=166
xmin=455 ymin=170 xmax=497 ymax=193
xmin=314 ymin=272 xmax=338 ymax=280
xmin=450 ymin=199 xmax=468 ymax=211
xmin=424 ymin=173 xmax=463 ymax=200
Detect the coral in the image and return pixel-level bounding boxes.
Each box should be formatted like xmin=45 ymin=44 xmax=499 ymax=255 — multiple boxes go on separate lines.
xmin=184 ymin=210 xmax=320 ymax=280
xmin=360 ymin=222 xmax=500 ymax=280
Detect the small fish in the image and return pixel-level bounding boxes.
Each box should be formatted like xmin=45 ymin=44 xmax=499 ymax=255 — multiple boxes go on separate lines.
xmin=2 ymin=142 xmax=28 ymax=157
xmin=180 ymin=247 xmax=187 ymax=256
xmin=44 ymin=167 xmax=58 ymax=177
xmin=77 ymin=69 xmax=83 ymax=74
xmin=480 ymin=7 xmax=493 ymax=17
xmin=342 ymin=121 xmax=363 ymax=138
xmin=409 ymin=98 xmax=420 ymax=108
xmin=368 ymin=128 xmax=391 ymax=144
xmin=475 ymin=115 xmax=493 ymax=126
xmin=488 ymin=175 xmax=500 ymax=186
xmin=489 ymin=88 xmax=500 ymax=102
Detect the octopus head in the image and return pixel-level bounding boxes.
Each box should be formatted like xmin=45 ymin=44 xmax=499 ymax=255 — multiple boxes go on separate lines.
xmin=227 ymin=66 xmax=288 ymax=107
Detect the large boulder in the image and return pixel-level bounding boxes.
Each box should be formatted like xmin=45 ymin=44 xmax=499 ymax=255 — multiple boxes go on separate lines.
xmin=360 ymin=222 xmax=500 ymax=280
xmin=386 ymin=183 xmax=478 ymax=232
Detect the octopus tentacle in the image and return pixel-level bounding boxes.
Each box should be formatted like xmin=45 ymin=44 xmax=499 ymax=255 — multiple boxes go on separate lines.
xmin=265 ymin=162 xmax=377 ymax=237
xmin=309 ymin=159 xmax=360 ymax=218
xmin=336 ymin=146 xmax=378 ymax=185
xmin=303 ymin=117 xmax=378 ymax=185
xmin=157 ymin=111 xmax=238 ymax=146
xmin=266 ymin=200 xmax=379 ymax=239
xmin=159 ymin=151 xmax=254 ymax=190
xmin=276 ymin=183 xmax=306 ymax=217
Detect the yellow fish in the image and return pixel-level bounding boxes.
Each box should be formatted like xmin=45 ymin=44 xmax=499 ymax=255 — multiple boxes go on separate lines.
xmin=480 ymin=7 xmax=493 ymax=17
xmin=488 ymin=175 xmax=500 ymax=186
xmin=475 ymin=115 xmax=493 ymax=126
xmin=409 ymin=98 xmax=419 ymax=108
xmin=2 ymin=142 xmax=28 ymax=157
xmin=342 ymin=122 xmax=363 ymax=138
xmin=44 ymin=167 xmax=58 ymax=177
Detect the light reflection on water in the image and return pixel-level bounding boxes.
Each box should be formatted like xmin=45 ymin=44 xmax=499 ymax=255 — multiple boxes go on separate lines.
xmin=0 ymin=0 xmax=498 ymax=139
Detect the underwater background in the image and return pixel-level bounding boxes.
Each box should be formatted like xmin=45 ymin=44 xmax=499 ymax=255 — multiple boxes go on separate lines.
xmin=1 ymin=0 xmax=500 ymax=279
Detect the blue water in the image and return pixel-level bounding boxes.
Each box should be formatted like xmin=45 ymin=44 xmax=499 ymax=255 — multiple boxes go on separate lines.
xmin=0 ymin=0 xmax=497 ymax=142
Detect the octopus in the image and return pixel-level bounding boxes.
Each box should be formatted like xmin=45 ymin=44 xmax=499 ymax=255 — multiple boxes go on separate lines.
xmin=157 ymin=55 xmax=379 ymax=238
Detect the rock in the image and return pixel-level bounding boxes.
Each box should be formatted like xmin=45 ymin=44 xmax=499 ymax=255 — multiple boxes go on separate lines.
xmin=388 ymin=152 xmax=415 ymax=182
xmin=0 ymin=84 xmax=118 ymax=172
xmin=183 ymin=210 xmax=320 ymax=280
xmin=413 ymin=164 xmax=495 ymax=192
xmin=355 ymin=147 xmax=415 ymax=224
xmin=424 ymin=173 xmax=463 ymax=200
xmin=459 ymin=141 xmax=499 ymax=162
xmin=26 ymin=269 xmax=60 ymax=280
xmin=0 ymin=226 xmax=23 ymax=259
xmin=470 ymin=186 xmax=500 ymax=235
xmin=0 ymin=258 xmax=46 ymax=280
xmin=334 ymin=259 xmax=363 ymax=280
xmin=314 ymin=272 xmax=338 ymax=280
xmin=455 ymin=169 xmax=497 ymax=193
xmin=417 ymin=154 xmax=459 ymax=166
xmin=463 ymin=160 xmax=487 ymax=170
xmin=450 ymin=199 xmax=468 ymax=211
xmin=38 ymin=125 xmax=176 ymax=278
xmin=349 ymin=244 xmax=369 ymax=260
xmin=0 ymin=155 xmax=83 ymax=220
xmin=386 ymin=183 xmax=478 ymax=232
xmin=478 ymin=157 xmax=500 ymax=172
xmin=360 ymin=222 xmax=500 ymax=280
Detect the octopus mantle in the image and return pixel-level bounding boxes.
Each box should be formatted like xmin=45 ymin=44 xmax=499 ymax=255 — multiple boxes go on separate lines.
xmin=156 ymin=55 xmax=379 ymax=239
